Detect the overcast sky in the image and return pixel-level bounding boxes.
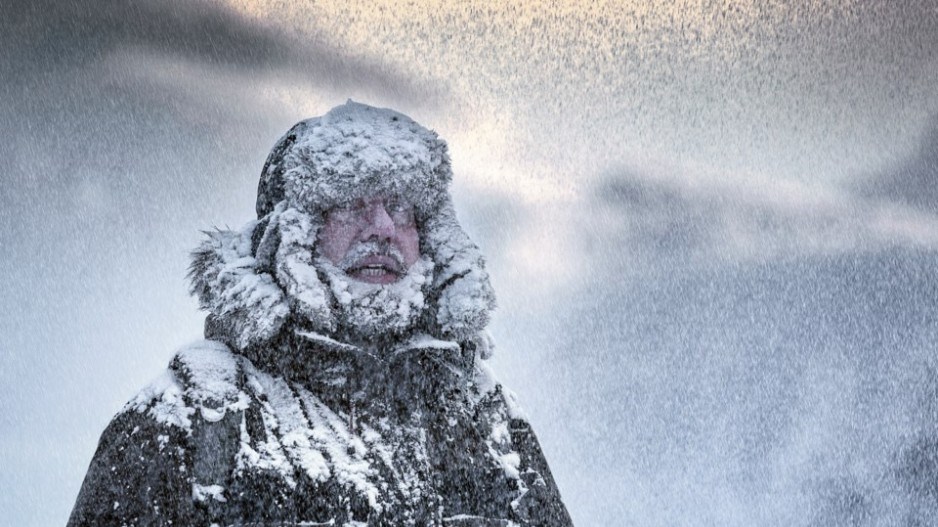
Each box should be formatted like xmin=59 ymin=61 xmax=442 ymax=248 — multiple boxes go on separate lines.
xmin=3 ymin=2 xmax=938 ymax=525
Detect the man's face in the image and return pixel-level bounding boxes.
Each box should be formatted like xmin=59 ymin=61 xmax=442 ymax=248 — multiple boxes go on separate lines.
xmin=318 ymin=195 xmax=420 ymax=285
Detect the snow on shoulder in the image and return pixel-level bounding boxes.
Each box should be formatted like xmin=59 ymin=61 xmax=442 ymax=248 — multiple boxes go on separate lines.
xmin=124 ymin=340 xmax=249 ymax=433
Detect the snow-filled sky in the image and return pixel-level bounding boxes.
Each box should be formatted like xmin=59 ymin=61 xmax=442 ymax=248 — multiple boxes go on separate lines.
xmin=3 ymin=1 xmax=938 ymax=525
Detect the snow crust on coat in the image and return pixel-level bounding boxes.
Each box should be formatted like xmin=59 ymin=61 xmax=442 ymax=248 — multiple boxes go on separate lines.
xmin=123 ymin=340 xmax=528 ymax=520
xmin=189 ymin=101 xmax=496 ymax=350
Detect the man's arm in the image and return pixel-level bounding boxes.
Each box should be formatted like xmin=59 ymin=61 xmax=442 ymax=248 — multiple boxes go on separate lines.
xmin=67 ymin=410 xmax=196 ymax=527
xmin=507 ymin=415 xmax=575 ymax=526
xmin=467 ymin=358 xmax=574 ymax=527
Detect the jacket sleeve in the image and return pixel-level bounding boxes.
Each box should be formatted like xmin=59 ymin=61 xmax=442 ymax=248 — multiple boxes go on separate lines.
xmin=67 ymin=409 xmax=197 ymax=527
xmin=507 ymin=414 xmax=575 ymax=526
xmin=468 ymin=369 xmax=575 ymax=527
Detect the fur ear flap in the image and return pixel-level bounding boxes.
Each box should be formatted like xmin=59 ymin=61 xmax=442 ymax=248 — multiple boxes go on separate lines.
xmin=422 ymin=199 xmax=497 ymax=343
xmin=188 ymin=204 xmax=343 ymax=350
xmin=188 ymin=222 xmax=291 ymax=350
xmin=251 ymin=214 xmax=278 ymax=274
xmin=272 ymin=208 xmax=336 ymax=335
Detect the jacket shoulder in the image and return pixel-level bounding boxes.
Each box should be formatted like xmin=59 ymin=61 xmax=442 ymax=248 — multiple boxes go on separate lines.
xmin=166 ymin=339 xmax=250 ymax=419
xmin=67 ymin=340 xmax=248 ymax=527
xmin=116 ymin=339 xmax=248 ymax=432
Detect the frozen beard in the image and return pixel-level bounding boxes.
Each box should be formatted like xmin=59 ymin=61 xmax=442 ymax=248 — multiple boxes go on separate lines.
xmin=316 ymin=242 xmax=433 ymax=341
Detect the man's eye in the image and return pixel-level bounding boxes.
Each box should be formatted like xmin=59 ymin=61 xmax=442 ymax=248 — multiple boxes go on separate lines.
xmin=330 ymin=203 xmax=359 ymax=221
xmin=331 ymin=201 xmax=365 ymax=219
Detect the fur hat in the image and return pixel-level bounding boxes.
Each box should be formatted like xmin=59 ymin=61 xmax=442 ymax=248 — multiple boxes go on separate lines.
xmin=256 ymin=101 xmax=452 ymax=220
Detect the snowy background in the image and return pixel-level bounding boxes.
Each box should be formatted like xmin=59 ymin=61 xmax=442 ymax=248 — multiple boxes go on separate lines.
xmin=3 ymin=1 xmax=938 ymax=525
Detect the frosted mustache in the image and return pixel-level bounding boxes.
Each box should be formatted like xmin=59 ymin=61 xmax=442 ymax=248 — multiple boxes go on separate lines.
xmin=337 ymin=241 xmax=405 ymax=272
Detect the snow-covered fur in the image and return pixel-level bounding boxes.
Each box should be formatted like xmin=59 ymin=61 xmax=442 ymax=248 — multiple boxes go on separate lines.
xmin=255 ymin=102 xmax=451 ymax=219
xmin=188 ymin=101 xmax=496 ymax=351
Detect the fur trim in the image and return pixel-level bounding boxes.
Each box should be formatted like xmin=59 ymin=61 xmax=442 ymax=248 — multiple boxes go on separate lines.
xmin=188 ymin=207 xmax=496 ymax=349
xmin=188 ymin=223 xmax=290 ymax=350
xmin=422 ymin=199 xmax=496 ymax=341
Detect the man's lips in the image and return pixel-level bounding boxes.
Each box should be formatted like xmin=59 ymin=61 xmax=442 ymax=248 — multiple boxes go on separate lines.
xmin=345 ymin=254 xmax=404 ymax=283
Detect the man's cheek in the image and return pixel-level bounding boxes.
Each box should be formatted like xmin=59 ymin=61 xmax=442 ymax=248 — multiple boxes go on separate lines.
xmin=396 ymin=229 xmax=420 ymax=267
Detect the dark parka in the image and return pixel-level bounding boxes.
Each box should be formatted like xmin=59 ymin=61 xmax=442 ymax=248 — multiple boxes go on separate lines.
xmin=68 ymin=332 xmax=572 ymax=526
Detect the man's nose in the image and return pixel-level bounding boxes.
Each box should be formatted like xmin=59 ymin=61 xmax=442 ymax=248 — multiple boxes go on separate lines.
xmin=360 ymin=202 xmax=396 ymax=239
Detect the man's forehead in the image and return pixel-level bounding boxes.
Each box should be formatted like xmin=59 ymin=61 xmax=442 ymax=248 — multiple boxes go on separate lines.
xmin=332 ymin=193 xmax=412 ymax=208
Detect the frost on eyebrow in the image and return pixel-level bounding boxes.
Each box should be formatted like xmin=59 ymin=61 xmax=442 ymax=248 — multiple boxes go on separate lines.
xmin=325 ymin=195 xmax=416 ymax=227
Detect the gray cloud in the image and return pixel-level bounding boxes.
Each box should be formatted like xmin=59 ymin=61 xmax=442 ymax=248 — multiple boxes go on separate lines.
xmin=581 ymin=119 xmax=938 ymax=279
xmin=503 ymin=238 xmax=938 ymax=525
xmin=581 ymin=168 xmax=852 ymax=275
xmin=4 ymin=0 xmax=286 ymax=71
xmin=856 ymin=115 xmax=938 ymax=212
xmin=2 ymin=0 xmax=438 ymax=98
xmin=495 ymin=124 xmax=938 ymax=523
xmin=592 ymin=173 xmax=716 ymax=258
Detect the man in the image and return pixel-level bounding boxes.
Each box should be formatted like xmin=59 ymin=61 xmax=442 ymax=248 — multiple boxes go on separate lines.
xmin=68 ymin=101 xmax=573 ymax=526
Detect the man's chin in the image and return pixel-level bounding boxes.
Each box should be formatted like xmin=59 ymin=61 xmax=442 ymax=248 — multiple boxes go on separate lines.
xmin=316 ymin=254 xmax=434 ymax=341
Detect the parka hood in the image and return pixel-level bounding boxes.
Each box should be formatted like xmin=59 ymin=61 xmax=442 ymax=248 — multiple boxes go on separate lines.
xmin=188 ymin=101 xmax=496 ymax=353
